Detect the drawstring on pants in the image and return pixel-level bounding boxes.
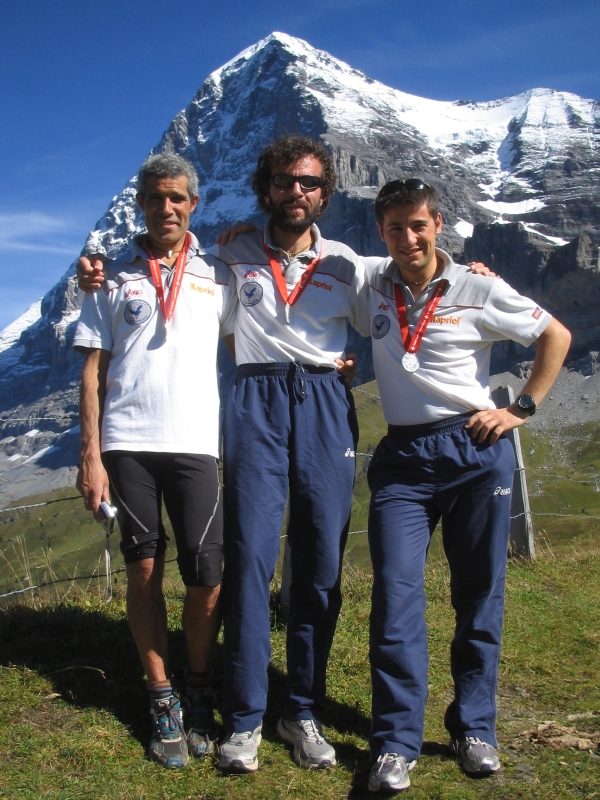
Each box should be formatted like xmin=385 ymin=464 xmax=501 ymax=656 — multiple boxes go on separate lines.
xmin=293 ymin=362 xmax=308 ymax=402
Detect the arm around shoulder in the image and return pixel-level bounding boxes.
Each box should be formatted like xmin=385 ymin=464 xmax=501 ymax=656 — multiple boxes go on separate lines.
xmin=77 ymin=254 xmax=108 ymax=293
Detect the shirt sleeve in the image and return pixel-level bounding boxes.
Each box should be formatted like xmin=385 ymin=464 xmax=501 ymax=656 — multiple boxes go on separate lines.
xmin=72 ymin=289 xmax=113 ymax=352
xmin=482 ymin=278 xmax=552 ymax=346
xmin=219 ymin=268 xmax=238 ymax=337
xmin=347 ymin=256 xmax=372 ymax=337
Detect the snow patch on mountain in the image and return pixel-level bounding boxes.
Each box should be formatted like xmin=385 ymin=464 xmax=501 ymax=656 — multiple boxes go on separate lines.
xmin=0 ymin=300 xmax=41 ymax=353
xmin=454 ymin=219 xmax=475 ymax=239
xmin=477 ymin=198 xmax=546 ymax=215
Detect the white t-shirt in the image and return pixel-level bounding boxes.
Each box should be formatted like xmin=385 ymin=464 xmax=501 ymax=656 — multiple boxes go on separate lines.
xmin=210 ymin=223 xmax=370 ymax=367
xmin=365 ymin=250 xmax=552 ymax=426
xmin=73 ymin=233 xmax=237 ymax=457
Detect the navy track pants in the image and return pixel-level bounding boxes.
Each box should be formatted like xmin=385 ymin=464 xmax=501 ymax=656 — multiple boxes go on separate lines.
xmin=221 ymin=363 xmax=358 ymax=732
xmin=367 ymin=413 xmax=515 ymax=762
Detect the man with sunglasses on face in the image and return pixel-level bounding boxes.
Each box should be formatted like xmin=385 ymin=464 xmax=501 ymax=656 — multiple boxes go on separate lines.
xmin=78 ymin=135 xmax=370 ymax=774
xmin=363 ymin=178 xmax=570 ymax=792
xmin=210 ymin=135 xmax=370 ymax=773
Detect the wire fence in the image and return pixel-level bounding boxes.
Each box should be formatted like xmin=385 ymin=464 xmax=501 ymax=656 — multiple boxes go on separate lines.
xmin=0 ymin=393 xmax=598 ymax=601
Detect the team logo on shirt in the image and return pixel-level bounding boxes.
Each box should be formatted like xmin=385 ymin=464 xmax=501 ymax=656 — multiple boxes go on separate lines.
xmin=241 ymin=281 xmax=263 ymax=306
xmin=532 ymin=307 xmax=542 ymax=320
xmin=124 ymin=299 xmax=152 ymax=325
xmin=432 ymin=315 xmax=461 ymax=325
xmin=372 ymin=315 xmax=390 ymax=339
xmin=310 ymin=279 xmax=332 ymax=292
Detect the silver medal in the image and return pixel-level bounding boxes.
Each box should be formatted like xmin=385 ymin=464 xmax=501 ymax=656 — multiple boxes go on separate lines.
xmin=285 ymin=303 xmax=291 ymax=324
xmin=402 ymin=352 xmax=420 ymax=372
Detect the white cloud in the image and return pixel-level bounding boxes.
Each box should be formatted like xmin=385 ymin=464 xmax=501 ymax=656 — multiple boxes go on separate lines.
xmin=0 ymin=211 xmax=81 ymax=254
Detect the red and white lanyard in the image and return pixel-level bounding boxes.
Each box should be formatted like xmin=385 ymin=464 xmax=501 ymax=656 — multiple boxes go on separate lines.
xmin=145 ymin=232 xmax=191 ymax=324
xmin=393 ymin=279 xmax=447 ymax=371
xmin=263 ymin=236 xmax=322 ymax=324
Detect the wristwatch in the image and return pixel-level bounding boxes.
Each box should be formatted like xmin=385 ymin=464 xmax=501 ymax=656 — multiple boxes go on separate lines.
xmin=515 ymin=394 xmax=536 ymax=416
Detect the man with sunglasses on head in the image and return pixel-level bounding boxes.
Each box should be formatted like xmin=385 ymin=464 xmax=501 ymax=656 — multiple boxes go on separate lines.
xmin=363 ymin=178 xmax=570 ymax=792
xmin=77 ymin=135 xmax=369 ymax=774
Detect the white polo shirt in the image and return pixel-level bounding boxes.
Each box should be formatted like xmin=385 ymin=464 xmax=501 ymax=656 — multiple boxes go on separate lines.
xmin=365 ymin=250 xmax=552 ymax=426
xmin=73 ymin=233 xmax=237 ymax=457
xmin=211 ymin=223 xmax=370 ymax=367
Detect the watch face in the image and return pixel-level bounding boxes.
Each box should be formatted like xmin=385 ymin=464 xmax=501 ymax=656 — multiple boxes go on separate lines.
xmin=518 ymin=395 xmax=536 ymax=415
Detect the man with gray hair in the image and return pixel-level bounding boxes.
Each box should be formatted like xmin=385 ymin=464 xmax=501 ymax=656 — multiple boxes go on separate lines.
xmin=75 ymin=153 xmax=237 ymax=768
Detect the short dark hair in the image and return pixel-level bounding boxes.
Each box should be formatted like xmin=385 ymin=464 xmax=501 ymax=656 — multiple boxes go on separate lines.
xmin=374 ymin=179 xmax=440 ymax=225
xmin=252 ymin=135 xmax=336 ymax=214
xmin=137 ymin=153 xmax=199 ymax=200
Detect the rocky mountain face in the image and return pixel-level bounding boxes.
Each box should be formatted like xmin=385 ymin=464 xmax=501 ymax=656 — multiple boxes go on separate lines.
xmin=1 ymin=32 xmax=599 ymax=502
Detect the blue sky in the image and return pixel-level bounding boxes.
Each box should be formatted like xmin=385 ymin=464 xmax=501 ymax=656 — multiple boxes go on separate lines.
xmin=1 ymin=0 xmax=599 ymax=331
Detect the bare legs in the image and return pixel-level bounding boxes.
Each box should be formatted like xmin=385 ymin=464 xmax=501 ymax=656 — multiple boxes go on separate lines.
xmin=126 ymin=555 xmax=221 ymax=681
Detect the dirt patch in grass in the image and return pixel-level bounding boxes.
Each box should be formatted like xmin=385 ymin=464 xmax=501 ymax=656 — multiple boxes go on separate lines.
xmin=11 ymin=697 xmax=88 ymax=735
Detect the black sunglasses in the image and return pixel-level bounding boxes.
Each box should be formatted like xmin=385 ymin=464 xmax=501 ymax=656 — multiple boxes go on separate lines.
xmin=270 ymin=173 xmax=323 ymax=191
xmin=378 ymin=178 xmax=431 ymax=198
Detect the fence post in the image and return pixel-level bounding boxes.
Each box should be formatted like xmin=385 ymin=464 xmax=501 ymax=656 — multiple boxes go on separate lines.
xmin=491 ymin=385 xmax=535 ymax=558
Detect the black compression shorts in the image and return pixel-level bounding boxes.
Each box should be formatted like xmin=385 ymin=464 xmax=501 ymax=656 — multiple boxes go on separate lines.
xmin=102 ymin=451 xmax=223 ymax=587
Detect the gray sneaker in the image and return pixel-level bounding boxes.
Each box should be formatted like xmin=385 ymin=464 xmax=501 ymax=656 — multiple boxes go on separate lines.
xmin=451 ymin=737 xmax=500 ymax=774
xmin=368 ymin=753 xmax=416 ymax=793
xmin=277 ymin=717 xmax=336 ymax=769
xmin=183 ymin=684 xmax=216 ymax=758
xmin=217 ymin=726 xmax=262 ymax=773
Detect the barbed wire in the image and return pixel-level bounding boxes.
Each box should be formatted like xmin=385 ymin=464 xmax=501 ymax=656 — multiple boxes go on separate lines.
xmin=528 ymin=472 xmax=599 ymax=485
xmin=0 ymin=496 xmax=81 ymax=514
xmin=0 ymin=555 xmax=180 ymax=600
xmin=352 ymin=387 xmax=381 ymax=400
xmin=4 ymin=503 xmax=599 ymax=602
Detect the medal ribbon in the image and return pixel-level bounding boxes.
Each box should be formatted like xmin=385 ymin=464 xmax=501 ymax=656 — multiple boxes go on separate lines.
xmin=393 ymin=279 xmax=448 ymax=354
xmin=145 ymin=232 xmax=191 ymax=323
xmin=263 ymin=235 xmax=323 ymax=322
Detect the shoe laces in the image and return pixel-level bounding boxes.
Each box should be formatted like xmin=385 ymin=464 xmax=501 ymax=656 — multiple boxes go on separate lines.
xmin=378 ymin=752 xmax=404 ymax=766
xmin=297 ymin=719 xmax=325 ymax=744
xmin=151 ymin=697 xmax=185 ymax=739
xmin=228 ymin=730 xmax=255 ymax=746
xmin=465 ymin=736 xmax=485 ymax=745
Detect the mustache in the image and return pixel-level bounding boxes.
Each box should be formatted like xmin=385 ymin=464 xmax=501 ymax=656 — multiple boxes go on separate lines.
xmin=281 ymin=199 xmax=310 ymax=210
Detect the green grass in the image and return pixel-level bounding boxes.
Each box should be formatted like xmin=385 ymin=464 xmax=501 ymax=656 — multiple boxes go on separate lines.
xmin=1 ymin=381 xmax=599 ymax=796
xmin=1 ymin=549 xmax=599 ymax=799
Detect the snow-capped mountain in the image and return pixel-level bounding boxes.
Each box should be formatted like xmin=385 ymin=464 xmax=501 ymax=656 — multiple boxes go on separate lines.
xmin=1 ymin=32 xmax=599 ymax=502
xmin=85 ymin=32 xmax=600 ymax=258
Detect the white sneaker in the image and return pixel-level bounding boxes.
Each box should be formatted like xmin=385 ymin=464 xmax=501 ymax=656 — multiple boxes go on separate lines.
xmin=368 ymin=753 xmax=416 ymax=792
xmin=451 ymin=737 xmax=500 ymax=774
xmin=277 ymin=717 xmax=336 ymax=769
xmin=217 ymin=725 xmax=262 ymax=773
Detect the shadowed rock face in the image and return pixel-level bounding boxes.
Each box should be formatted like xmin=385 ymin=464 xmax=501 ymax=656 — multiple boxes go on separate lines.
xmin=1 ymin=32 xmax=599 ymax=498
xmin=463 ymin=224 xmax=600 ymax=372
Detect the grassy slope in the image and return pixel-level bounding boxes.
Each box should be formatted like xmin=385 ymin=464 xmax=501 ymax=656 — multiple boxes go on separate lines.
xmin=1 ymin=382 xmax=600 ymax=797
xmin=1 ymin=552 xmax=599 ymax=799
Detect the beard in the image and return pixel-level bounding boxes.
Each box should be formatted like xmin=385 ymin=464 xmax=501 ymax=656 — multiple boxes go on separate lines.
xmin=269 ymin=198 xmax=323 ymax=232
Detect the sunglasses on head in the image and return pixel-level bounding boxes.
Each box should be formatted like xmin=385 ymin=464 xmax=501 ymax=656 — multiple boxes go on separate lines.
xmin=378 ymin=178 xmax=431 ymax=198
xmin=270 ymin=173 xmax=323 ymax=190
